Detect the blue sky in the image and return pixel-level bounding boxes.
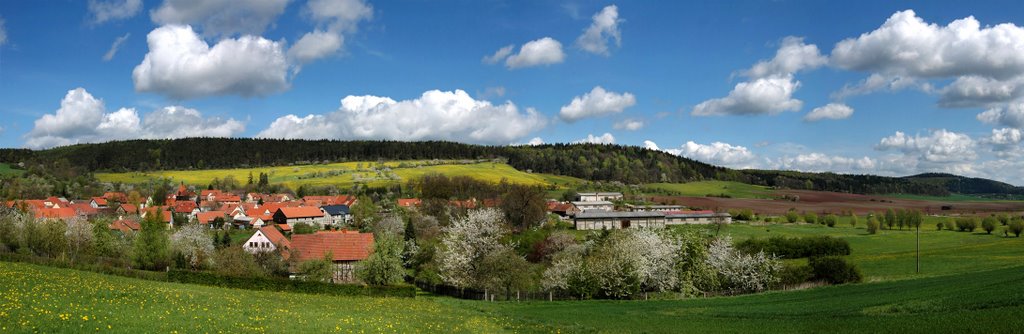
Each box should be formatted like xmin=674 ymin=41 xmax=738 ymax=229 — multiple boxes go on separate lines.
xmin=2 ymin=1 xmax=1024 ymax=184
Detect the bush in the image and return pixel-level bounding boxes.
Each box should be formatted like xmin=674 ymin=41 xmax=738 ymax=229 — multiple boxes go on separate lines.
xmin=936 ymin=222 xmax=944 ymax=231
xmin=1008 ymin=219 xmax=1024 ymax=237
xmin=866 ymin=217 xmax=880 ymax=234
xmin=777 ymin=263 xmax=814 ymax=287
xmin=808 ymin=256 xmax=862 ymax=284
xmin=955 ymin=218 xmax=978 ymax=232
xmin=166 ymin=270 xmax=416 ymax=297
xmin=803 ymin=212 xmax=818 ymax=224
xmin=823 ymin=214 xmax=838 ymax=228
xmin=736 ymin=236 xmax=851 ymax=259
xmin=849 ymin=215 xmax=858 ymax=228
xmin=784 ymin=210 xmax=799 ymax=224
xmin=981 ymin=217 xmax=997 ymax=234
xmin=946 ymin=218 xmax=958 ymax=231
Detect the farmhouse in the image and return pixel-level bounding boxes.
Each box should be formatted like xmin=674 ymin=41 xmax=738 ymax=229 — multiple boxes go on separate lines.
xmin=90 ymin=197 xmax=109 ymax=209
xmin=665 ymin=210 xmax=732 ymax=225
xmin=574 ymin=211 xmax=666 ymax=230
xmin=625 ymin=204 xmax=685 ymax=212
xmin=243 ymin=225 xmax=291 ymax=254
xmin=572 ymin=201 xmax=614 ymax=213
xmin=320 ymin=205 xmax=351 ymax=226
xmin=290 ymin=230 xmax=374 ymax=282
xmin=116 ymin=203 xmax=140 ymax=215
xmin=109 ymin=219 xmax=140 ymax=234
xmin=273 ymin=207 xmax=328 ymax=227
xmin=196 ymin=211 xmax=228 ymax=227
xmin=578 ymin=192 xmax=623 ymax=202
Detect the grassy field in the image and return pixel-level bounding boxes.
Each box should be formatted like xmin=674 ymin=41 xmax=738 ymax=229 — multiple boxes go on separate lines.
xmin=642 ymin=181 xmax=772 ymax=199
xmin=3 ymin=259 xmax=1023 ymax=333
xmin=701 ymin=220 xmax=1024 ymax=281
xmin=95 ymin=160 xmax=584 ymax=190
xmin=0 ymin=163 xmax=25 ymax=177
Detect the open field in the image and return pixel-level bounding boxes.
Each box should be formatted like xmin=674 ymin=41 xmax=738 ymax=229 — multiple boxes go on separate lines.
xmin=95 ymin=161 xmax=584 ymax=190
xmin=0 ymin=163 xmax=24 ymax=177
xmin=707 ymin=222 xmax=1024 ymax=281
xmin=642 ymin=181 xmax=772 ymax=199
xmin=653 ymin=189 xmax=1024 ymax=215
xmin=3 ymin=259 xmax=1023 ymax=333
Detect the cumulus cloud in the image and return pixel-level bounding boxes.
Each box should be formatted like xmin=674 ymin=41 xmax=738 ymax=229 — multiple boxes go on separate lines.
xmin=132 ymin=25 xmax=289 ymax=99
xmin=24 ymin=88 xmax=244 ymax=149
xmin=831 ymin=73 xmax=931 ymax=100
xmin=769 ymin=153 xmax=876 ymax=173
xmin=939 ymin=76 xmax=1024 ymax=108
xmin=559 ymin=86 xmax=636 ymax=122
xmin=646 ymin=140 xmax=758 ymax=169
xmin=613 ymin=119 xmax=644 ymax=131
xmin=576 ymin=5 xmax=622 ymax=56
xmin=257 ymin=89 xmax=546 ymax=144
xmin=977 ymin=103 xmax=1024 ymax=128
xmin=526 ymin=137 xmax=544 ymax=146
xmin=150 ymin=0 xmax=289 ymax=37
xmin=876 ymin=129 xmax=976 ymax=163
xmin=574 ymin=133 xmax=616 ymax=144
xmin=103 ymin=33 xmax=130 ymax=61
xmin=88 ymin=0 xmax=142 ymax=24
xmin=693 ymin=37 xmax=823 ymax=116
xmin=288 ymin=0 xmax=373 ymax=64
xmin=804 ymin=103 xmax=854 ymax=122
xmin=505 ymin=37 xmax=566 ymax=69
xmin=482 ymin=45 xmax=514 ymax=64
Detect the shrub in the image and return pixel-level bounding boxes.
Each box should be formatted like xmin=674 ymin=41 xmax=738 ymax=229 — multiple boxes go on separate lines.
xmin=955 ymin=218 xmax=978 ymax=232
xmin=823 ymin=214 xmax=838 ymax=228
xmin=981 ymin=217 xmax=997 ymax=234
xmin=808 ymin=256 xmax=862 ymax=284
xmin=777 ymin=263 xmax=813 ymax=287
xmin=1008 ymin=219 xmax=1024 ymax=237
xmin=803 ymin=212 xmax=818 ymax=225
xmin=736 ymin=236 xmax=851 ymax=259
xmin=936 ymin=222 xmax=944 ymax=231
xmin=849 ymin=215 xmax=858 ymax=228
xmin=946 ymin=218 xmax=958 ymax=231
xmin=784 ymin=210 xmax=799 ymax=224
xmin=866 ymin=217 xmax=880 ymax=234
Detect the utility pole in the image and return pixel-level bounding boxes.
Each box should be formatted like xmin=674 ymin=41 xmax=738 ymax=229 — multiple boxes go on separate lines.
xmin=916 ymin=219 xmax=920 ymax=274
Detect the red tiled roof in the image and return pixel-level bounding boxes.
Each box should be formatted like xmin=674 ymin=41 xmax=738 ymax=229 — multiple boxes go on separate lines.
xmin=397 ymin=198 xmax=421 ymax=207
xmin=276 ymin=206 xmax=324 ymax=219
xmin=259 ymin=226 xmax=290 ymax=249
xmin=174 ymin=201 xmax=197 ymax=213
xmin=103 ymin=192 xmax=127 ymax=202
xmin=277 ymin=224 xmax=292 ymax=232
xmin=143 ymin=207 xmax=173 ymax=223
xmin=109 ymin=219 xmax=140 ymax=233
xmin=119 ymin=203 xmax=139 ymax=214
xmin=196 ymin=211 xmax=227 ymax=224
xmin=70 ymin=203 xmax=99 ymax=216
xmin=290 ymin=231 xmax=374 ymax=262
xmin=302 ymin=195 xmax=356 ymax=207
xmin=91 ymin=197 xmax=109 ymax=206
xmin=35 ymin=208 xmax=77 ymax=220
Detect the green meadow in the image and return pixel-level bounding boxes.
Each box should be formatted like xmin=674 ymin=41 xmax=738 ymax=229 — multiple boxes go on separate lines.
xmin=642 ymin=181 xmax=773 ymax=199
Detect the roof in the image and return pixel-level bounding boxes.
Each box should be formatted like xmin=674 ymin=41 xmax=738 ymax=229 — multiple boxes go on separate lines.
xmin=258 ymin=225 xmax=290 ymax=249
xmin=578 ymin=192 xmax=623 ymax=196
xmin=665 ymin=210 xmax=730 ymax=218
xmin=277 ymin=223 xmax=292 ymax=232
xmin=302 ymin=195 xmax=356 ymax=207
xmin=196 ymin=211 xmax=227 ymax=224
xmin=290 ymin=231 xmax=374 ymax=262
xmin=119 ymin=203 xmax=139 ymax=214
xmin=109 ymin=219 xmax=140 ymax=233
xmin=321 ymin=205 xmax=350 ymax=216
xmin=575 ymin=211 xmax=666 ymax=219
xmin=572 ymin=201 xmax=614 ymax=206
xmin=91 ymin=197 xmax=109 ymax=206
xmin=397 ymin=198 xmax=421 ymax=207
xmin=276 ymin=206 xmax=324 ymax=219
xmin=173 ymin=201 xmax=197 ymax=213
xmin=35 ymin=207 xmax=77 ymax=220
xmin=70 ymin=203 xmax=99 ymax=215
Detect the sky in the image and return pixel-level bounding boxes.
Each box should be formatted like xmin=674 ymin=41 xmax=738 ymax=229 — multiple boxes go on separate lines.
xmin=3 ymin=1 xmax=1024 ymax=185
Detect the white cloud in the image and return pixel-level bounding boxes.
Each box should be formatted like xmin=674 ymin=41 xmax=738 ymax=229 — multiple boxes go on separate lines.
xmin=0 ymin=16 xmax=7 ymax=46
xmin=646 ymin=140 xmax=758 ymax=169
xmin=257 ymin=89 xmax=546 ymax=144
xmin=88 ymin=0 xmax=142 ymax=24
xmin=576 ymin=5 xmax=622 ymax=56
xmin=939 ymin=76 xmax=1024 ymax=108
xmin=574 ymin=133 xmax=616 ymax=144
xmin=831 ymin=73 xmax=931 ymax=100
xmin=526 ymin=137 xmax=544 ymax=146
xmin=103 ymin=33 xmax=130 ymax=61
xmin=132 ymin=25 xmax=289 ymax=99
xmin=832 ymin=10 xmax=1024 ymax=80
xmin=482 ymin=45 xmax=514 ymax=64
xmin=985 ymin=128 xmax=1023 ymax=157
xmin=559 ymin=86 xmax=637 ymax=122
xmin=289 ymin=0 xmax=373 ymax=64
xmin=977 ymin=103 xmax=1024 ymax=128
xmin=769 ymin=153 xmax=876 ymax=173
xmin=24 ymin=88 xmax=244 ymax=149
xmin=744 ymin=37 xmax=827 ymax=79
xmin=613 ymin=119 xmax=644 ymax=131
xmin=505 ymin=37 xmax=566 ymax=69
xmin=693 ymin=37 xmax=823 ymax=116
xmin=150 ymin=0 xmax=289 ymax=37
xmin=876 ymin=129 xmax=976 ymax=163
xmin=804 ymin=103 xmax=854 ymax=122
xmin=692 ymin=75 xmax=803 ymax=116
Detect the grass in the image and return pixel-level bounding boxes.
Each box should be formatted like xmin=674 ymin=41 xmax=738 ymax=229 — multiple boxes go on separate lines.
xmin=4 ymin=259 xmax=1024 ymax=333
xmin=642 ymin=181 xmax=772 ymax=199
xmin=0 ymin=163 xmax=25 ymax=177
xmin=703 ymin=219 xmax=1024 ymax=281
xmin=95 ymin=160 xmax=584 ymax=190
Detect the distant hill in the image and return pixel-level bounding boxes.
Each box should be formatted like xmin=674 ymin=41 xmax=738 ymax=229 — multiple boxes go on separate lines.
xmin=2 ymin=138 xmax=1016 ymax=197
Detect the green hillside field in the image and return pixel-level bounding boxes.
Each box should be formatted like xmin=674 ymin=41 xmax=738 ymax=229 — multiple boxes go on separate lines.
xmin=0 ymin=163 xmax=24 ymax=177
xmin=642 ymin=181 xmax=773 ymax=199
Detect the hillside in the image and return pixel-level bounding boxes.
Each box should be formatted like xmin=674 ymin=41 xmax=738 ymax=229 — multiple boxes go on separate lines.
xmin=3 ymin=259 xmax=1023 ymax=333
xmin=3 ymin=138 xmax=1019 ymax=197
xmin=904 ymin=173 xmax=1024 ymax=198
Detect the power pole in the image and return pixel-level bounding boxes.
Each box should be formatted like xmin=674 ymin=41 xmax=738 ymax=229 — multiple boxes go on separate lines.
xmin=916 ymin=220 xmax=920 ymax=274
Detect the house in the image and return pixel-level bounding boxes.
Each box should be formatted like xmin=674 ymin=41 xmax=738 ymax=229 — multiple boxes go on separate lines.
xmin=574 ymin=211 xmax=666 ymax=230
xmin=321 ymin=205 xmax=351 ymax=226
xmin=102 ymin=192 xmax=128 ymax=203
xmin=289 ymin=231 xmax=374 ymax=282
xmin=109 ymin=219 xmax=141 ymax=234
xmin=243 ymin=225 xmax=291 ymax=254
xmin=571 ymin=201 xmax=614 ymax=213
xmin=625 ymin=204 xmax=685 ymax=212
xmin=273 ymin=207 xmax=328 ymax=228
xmin=90 ymin=197 xmax=109 ymax=209
xmin=397 ymin=198 xmax=421 ymax=209
xmin=141 ymin=207 xmax=174 ymax=228
xmin=44 ymin=197 xmax=69 ymax=208
xmin=665 ymin=210 xmax=732 ymax=225
xmin=196 ymin=211 xmax=228 ymax=227
xmin=175 ymin=184 xmax=196 ymax=201
xmin=302 ymin=195 xmax=356 ymax=207
xmin=577 ymin=192 xmax=623 ymax=202
xmin=69 ymin=203 xmax=100 ymax=217
xmin=548 ymin=202 xmax=580 ymax=218
xmin=34 ymin=207 xmax=78 ymax=221
xmin=116 ymin=203 xmax=140 ymax=215
xmin=173 ymin=201 xmax=198 ymax=215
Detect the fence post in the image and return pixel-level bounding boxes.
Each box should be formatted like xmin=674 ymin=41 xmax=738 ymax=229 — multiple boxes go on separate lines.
xmin=516 ymin=290 xmax=520 ymax=302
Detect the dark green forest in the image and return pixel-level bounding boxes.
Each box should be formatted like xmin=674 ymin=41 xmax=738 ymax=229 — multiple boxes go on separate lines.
xmin=1 ymin=138 xmax=1020 ymax=197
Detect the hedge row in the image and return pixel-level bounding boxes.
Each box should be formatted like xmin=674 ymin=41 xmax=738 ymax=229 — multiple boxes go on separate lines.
xmin=0 ymin=252 xmax=168 ymax=281
xmin=167 ymin=270 xmax=417 ymax=298
xmin=736 ymin=236 xmax=851 ymax=259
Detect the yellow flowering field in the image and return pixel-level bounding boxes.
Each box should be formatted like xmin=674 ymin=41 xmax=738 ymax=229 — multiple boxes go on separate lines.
xmin=0 ymin=261 xmax=549 ymax=333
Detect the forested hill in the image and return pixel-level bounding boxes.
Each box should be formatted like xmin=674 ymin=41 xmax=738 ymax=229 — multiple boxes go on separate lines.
xmin=0 ymin=137 xmax=1008 ymax=197
xmin=904 ymin=173 xmax=1024 ymax=196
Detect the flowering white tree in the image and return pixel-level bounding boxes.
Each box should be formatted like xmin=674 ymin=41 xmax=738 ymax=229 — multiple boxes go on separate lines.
xmin=171 ymin=224 xmax=215 ymax=270
xmin=65 ymin=217 xmax=94 ymax=261
xmin=706 ymin=236 xmax=781 ymax=294
xmin=541 ymin=244 xmax=590 ymax=296
xmin=586 ymin=229 xmax=681 ymax=298
xmin=437 ymin=208 xmax=509 ymax=289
